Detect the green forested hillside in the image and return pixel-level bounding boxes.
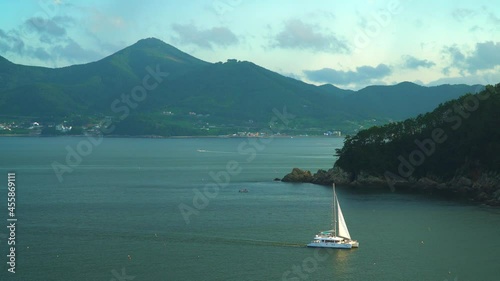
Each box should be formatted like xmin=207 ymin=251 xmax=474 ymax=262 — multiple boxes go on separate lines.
xmin=335 ymin=84 xmax=500 ymax=180
xmin=0 ymin=38 xmax=484 ymax=136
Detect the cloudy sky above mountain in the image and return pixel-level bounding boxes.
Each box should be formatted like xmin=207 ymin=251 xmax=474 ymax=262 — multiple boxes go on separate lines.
xmin=1 ymin=0 xmax=499 ymax=89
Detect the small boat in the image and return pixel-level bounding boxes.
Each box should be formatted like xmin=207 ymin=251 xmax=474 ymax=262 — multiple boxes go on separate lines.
xmin=307 ymin=183 xmax=359 ymax=249
xmin=239 ymin=188 xmax=249 ymax=193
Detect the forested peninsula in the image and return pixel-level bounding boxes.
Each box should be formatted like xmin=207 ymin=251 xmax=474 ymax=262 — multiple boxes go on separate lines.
xmin=283 ymin=84 xmax=500 ymax=205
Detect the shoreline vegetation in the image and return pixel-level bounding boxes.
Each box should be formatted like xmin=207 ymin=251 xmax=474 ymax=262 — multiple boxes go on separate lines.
xmin=283 ymin=84 xmax=500 ymax=206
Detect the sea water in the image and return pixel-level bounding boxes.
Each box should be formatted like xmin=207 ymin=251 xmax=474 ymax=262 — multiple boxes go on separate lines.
xmin=0 ymin=137 xmax=499 ymax=280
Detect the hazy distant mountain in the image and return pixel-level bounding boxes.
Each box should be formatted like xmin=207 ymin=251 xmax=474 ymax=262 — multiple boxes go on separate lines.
xmin=0 ymin=38 xmax=484 ymax=135
xmin=342 ymin=81 xmax=483 ymax=119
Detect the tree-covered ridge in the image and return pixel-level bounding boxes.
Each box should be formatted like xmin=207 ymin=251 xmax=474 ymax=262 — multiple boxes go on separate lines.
xmin=0 ymin=38 xmax=483 ymax=136
xmin=335 ymin=84 xmax=500 ymax=181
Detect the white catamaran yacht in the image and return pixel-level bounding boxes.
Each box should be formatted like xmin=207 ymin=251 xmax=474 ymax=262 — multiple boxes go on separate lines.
xmin=307 ymin=183 xmax=359 ymax=249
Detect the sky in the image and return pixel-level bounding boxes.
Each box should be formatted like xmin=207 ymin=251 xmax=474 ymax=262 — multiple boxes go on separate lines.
xmin=0 ymin=0 xmax=499 ymax=90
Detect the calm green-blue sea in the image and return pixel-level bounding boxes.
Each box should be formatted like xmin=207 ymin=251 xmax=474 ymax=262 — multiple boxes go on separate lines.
xmin=0 ymin=136 xmax=499 ymax=281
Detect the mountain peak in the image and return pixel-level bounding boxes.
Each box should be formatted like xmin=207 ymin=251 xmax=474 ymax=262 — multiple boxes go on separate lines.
xmin=134 ymin=37 xmax=169 ymax=47
xmin=121 ymin=37 xmax=208 ymax=66
xmin=128 ymin=37 xmax=180 ymax=53
xmin=396 ymin=81 xmax=420 ymax=87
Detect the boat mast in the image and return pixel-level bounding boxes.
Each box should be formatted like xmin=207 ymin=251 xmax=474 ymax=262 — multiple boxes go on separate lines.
xmin=333 ymin=183 xmax=337 ymax=236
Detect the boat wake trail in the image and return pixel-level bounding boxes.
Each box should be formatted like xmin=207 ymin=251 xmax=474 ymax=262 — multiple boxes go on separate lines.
xmin=196 ymin=149 xmax=235 ymax=154
xmin=156 ymin=233 xmax=305 ymax=248
xmin=228 ymin=238 xmax=305 ymax=248
xmin=194 ymin=236 xmax=305 ymax=248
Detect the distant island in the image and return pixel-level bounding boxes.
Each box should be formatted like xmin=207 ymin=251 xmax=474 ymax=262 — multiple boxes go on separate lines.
xmin=0 ymin=38 xmax=483 ymax=137
xmin=283 ymin=84 xmax=500 ymax=206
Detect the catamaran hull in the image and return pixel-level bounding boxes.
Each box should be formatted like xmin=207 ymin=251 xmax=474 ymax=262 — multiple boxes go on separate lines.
xmin=306 ymin=184 xmax=360 ymax=249
xmin=306 ymin=242 xmax=352 ymax=249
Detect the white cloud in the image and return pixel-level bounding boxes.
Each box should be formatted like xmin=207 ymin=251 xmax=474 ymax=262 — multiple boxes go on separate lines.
xmin=401 ymin=55 xmax=435 ymax=69
xmin=171 ymin=23 xmax=239 ymax=49
xmin=444 ymin=41 xmax=500 ymax=74
xmin=304 ymin=64 xmax=391 ymax=85
xmin=271 ymin=19 xmax=349 ymax=53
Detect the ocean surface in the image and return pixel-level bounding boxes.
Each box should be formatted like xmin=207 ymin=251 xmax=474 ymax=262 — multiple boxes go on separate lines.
xmin=0 ymin=136 xmax=499 ymax=281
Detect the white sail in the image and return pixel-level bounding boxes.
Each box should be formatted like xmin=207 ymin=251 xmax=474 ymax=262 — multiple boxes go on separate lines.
xmin=307 ymin=183 xmax=358 ymax=248
xmin=336 ymin=198 xmax=351 ymax=240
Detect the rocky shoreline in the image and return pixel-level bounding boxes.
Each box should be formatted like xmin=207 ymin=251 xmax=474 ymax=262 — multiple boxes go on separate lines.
xmin=282 ymin=167 xmax=500 ymax=206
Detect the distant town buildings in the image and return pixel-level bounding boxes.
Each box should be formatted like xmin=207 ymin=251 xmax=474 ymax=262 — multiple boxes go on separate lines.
xmin=0 ymin=123 xmax=11 ymax=131
xmin=55 ymin=124 xmax=72 ymax=133
xmin=324 ymin=130 xmax=342 ymax=136
xmin=0 ymin=116 xmax=344 ymax=137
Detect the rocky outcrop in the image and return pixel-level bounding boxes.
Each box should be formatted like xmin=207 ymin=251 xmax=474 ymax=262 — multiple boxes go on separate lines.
xmin=282 ymin=166 xmax=500 ymax=206
xmin=309 ymin=167 xmax=352 ymax=185
xmin=281 ymin=168 xmax=313 ymax=183
xmin=282 ymin=166 xmax=353 ymax=185
xmin=351 ymin=171 xmax=387 ymax=187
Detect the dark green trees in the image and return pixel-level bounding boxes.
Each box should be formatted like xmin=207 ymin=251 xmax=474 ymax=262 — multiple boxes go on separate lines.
xmin=335 ymin=84 xmax=500 ymax=180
